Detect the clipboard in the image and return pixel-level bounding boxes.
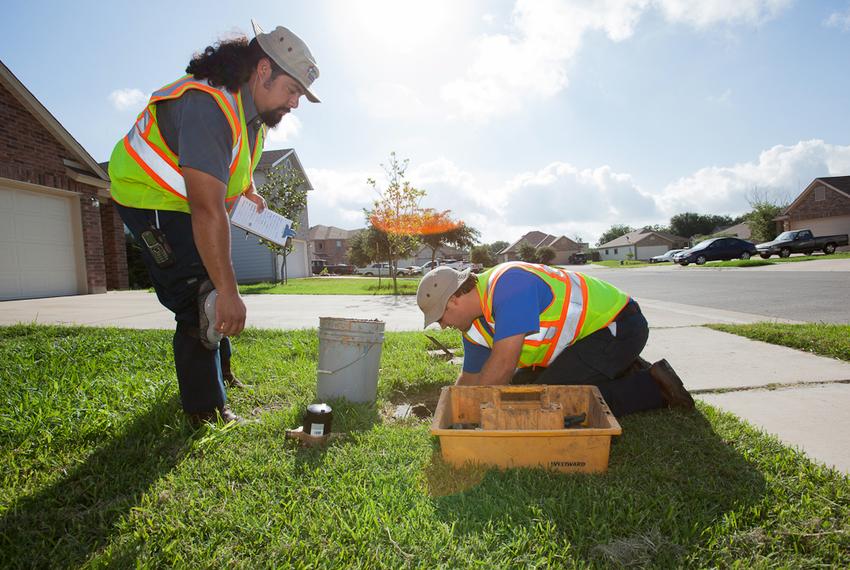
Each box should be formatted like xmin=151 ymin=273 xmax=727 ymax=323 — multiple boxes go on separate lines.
xmin=229 ymin=196 xmax=296 ymax=247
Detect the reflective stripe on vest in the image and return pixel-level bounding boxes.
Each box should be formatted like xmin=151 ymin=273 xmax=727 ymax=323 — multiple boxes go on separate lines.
xmin=123 ymin=77 xmax=243 ymax=201
xmin=462 ymin=318 xmax=493 ymax=347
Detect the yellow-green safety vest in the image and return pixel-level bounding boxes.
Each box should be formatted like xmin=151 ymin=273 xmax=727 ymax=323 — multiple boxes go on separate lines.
xmin=108 ymin=75 xmax=265 ymax=213
xmin=462 ymin=262 xmax=630 ymax=368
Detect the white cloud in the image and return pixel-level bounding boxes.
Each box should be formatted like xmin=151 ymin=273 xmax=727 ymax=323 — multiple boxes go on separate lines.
xmin=501 ymin=162 xmax=659 ymax=234
xmin=707 ymin=88 xmax=733 ymax=105
xmin=264 ymin=115 xmax=302 ymax=149
xmin=824 ymin=7 xmax=850 ymax=32
xmin=656 ymin=139 xmax=850 ymax=216
xmin=305 ymin=167 xmax=379 ymax=229
xmin=654 ymin=0 xmax=791 ymax=28
xmin=108 ymin=88 xmax=147 ymax=111
xmin=441 ymin=0 xmax=792 ymax=122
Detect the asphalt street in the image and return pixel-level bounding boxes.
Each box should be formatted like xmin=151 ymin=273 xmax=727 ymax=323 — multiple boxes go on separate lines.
xmin=583 ymin=262 xmax=850 ymax=324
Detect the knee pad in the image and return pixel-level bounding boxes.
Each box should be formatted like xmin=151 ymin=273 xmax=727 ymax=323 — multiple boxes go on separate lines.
xmin=197 ymin=280 xmax=223 ymax=351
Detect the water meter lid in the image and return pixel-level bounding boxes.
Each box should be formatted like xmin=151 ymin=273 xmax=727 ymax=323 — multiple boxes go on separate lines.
xmin=307 ymin=403 xmax=332 ymax=415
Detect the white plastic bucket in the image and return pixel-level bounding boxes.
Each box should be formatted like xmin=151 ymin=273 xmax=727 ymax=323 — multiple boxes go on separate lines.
xmin=316 ymin=317 xmax=385 ymax=403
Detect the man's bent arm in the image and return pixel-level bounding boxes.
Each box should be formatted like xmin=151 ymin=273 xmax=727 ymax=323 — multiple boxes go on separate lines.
xmin=456 ymin=334 xmax=525 ymax=386
xmin=184 ymin=167 xmax=246 ymax=336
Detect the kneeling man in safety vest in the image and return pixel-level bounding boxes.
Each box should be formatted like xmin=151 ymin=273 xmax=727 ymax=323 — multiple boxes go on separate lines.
xmin=108 ymin=21 xmax=321 ymax=425
xmin=417 ymin=262 xmax=694 ymax=417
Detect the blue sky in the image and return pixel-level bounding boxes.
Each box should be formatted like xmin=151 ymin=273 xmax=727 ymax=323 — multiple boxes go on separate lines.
xmin=3 ymin=0 xmax=850 ymax=244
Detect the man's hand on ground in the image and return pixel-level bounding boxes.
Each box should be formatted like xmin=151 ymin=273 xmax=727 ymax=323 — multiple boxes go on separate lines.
xmin=215 ymin=289 xmax=247 ymax=336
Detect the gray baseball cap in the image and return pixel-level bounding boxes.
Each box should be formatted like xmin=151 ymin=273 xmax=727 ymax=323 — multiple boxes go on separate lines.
xmin=417 ymin=266 xmax=471 ymax=327
xmin=252 ymin=19 xmax=320 ymax=103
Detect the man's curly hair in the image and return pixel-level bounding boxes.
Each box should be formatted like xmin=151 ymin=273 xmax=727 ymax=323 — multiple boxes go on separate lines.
xmin=186 ymin=37 xmax=285 ymax=92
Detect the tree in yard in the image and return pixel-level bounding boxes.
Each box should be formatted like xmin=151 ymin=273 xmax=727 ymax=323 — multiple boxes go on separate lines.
xmin=470 ymin=245 xmax=495 ymax=267
xmin=642 ymin=224 xmax=670 ymax=234
xmin=669 ymin=212 xmax=734 ymax=239
xmin=596 ymin=224 xmax=634 ymax=246
xmin=518 ymin=243 xmax=539 ymax=263
xmin=745 ymin=188 xmax=787 ymax=243
xmin=537 ymin=246 xmax=556 ymax=265
xmin=367 ymin=153 xmax=425 ymax=294
xmin=419 ymin=213 xmax=481 ymax=264
xmin=488 ymin=241 xmax=509 ymax=259
xmin=255 ymin=163 xmax=307 ymax=283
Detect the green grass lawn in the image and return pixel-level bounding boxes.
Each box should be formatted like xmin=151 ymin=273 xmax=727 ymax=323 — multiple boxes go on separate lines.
xmin=759 ymin=251 xmax=850 ymax=263
xmin=240 ymin=277 xmax=421 ymax=295
xmin=2 ymin=325 xmax=848 ymax=568
xmin=707 ymin=322 xmax=850 ymax=362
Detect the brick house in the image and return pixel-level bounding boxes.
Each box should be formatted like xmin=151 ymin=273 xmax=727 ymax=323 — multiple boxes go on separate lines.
xmin=498 ymin=231 xmax=588 ymax=264
xmin=309 ymin=225 xmax=362 ymax=265
xmin=596 ymin=228 xmax=688 ymax=261
xmin=0 ymin=59 xmax=127 ymax=300
xmin=775 ymin=176 xmax=850 ymax=249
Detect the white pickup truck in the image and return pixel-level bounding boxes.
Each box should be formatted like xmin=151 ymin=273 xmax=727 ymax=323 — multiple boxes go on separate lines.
xmin=419 ymin=260 xmax=483 ymax=273
xmin=353 ymin=263 xmax=393 ymax=276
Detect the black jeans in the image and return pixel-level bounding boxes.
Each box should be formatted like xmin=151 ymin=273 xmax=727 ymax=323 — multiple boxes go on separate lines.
xmin=512 ymin=300 xmax=664 ymax=417
xmin=116 ymin=204 xmax=230 ymax=414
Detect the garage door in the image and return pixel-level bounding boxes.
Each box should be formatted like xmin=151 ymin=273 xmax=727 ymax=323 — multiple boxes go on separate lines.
xmin=791 ymin=216 xmax=850 ymax=251
xmin=0 ymin=186 xmax=82 ymax=300
xmin=636 ymin=245 xmax=669 ymax=260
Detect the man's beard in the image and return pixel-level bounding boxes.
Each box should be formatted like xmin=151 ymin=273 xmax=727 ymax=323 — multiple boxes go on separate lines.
xmin=260 ymin=107 xmax=290 ymax=128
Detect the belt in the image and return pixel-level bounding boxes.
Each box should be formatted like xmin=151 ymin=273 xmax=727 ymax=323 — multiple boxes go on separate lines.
xmin=614 ymin=299 xmax=640 ymax=322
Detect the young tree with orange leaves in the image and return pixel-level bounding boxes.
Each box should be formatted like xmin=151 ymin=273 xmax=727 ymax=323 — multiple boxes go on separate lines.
xmin=367 ymin=153 xmax=424 ymax=294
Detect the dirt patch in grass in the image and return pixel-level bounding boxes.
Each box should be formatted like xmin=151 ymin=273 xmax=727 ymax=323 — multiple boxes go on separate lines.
xmin=383 ymin=383 xmax=447 ymax=421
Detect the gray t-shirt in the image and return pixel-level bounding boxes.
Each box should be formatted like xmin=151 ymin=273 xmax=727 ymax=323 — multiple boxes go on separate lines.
xmin=156 ymin=83 xmax=262 ymax=185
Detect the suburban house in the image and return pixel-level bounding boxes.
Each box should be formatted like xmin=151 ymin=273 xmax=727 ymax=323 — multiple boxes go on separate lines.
xmin=596 ymin=228 xmax=688 ymax=261
xmin=498 ymin=231 xmax=587 ymax=265
xmin=714 ymin=221 xmax=752 ymax=240
xmin=309 ymin=225 xmax=363 ymax=266
xmin=229 ymin=148 xmax=313 ymax=282
xmin=0 ymin=59 xmax=127 ymax=300
xmin=775 ymin=176 xmax=850 ymax=249
xmin=397 ymin=244 xmax=468 ymax=269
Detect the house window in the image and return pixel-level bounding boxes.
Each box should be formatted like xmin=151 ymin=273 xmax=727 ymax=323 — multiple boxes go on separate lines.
xmin=336 ymin=240 xmax=342 ymax=247
xmin=605 ymin=249 xmax=609 ymax=255
xmin=318 ymin=242 xmax=324 ymax=250
xmin=814 ymin=186 xmax=826 ymax=201
xmin=614 ymin=248 xmax=618 ymax=254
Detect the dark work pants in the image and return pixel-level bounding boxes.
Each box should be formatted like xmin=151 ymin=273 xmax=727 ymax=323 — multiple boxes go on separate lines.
xmin=512 ymin=300 xmax=664 ymax=417
xmin=116 ymin=204 xmax=230 ymax=414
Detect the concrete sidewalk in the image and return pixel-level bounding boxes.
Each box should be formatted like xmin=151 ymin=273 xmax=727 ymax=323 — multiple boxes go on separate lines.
xmin=2 ymin=290 xmax=849 ymax=473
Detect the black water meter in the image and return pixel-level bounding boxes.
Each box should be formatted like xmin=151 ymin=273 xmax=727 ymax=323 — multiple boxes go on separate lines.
xmin=304 ymin=403 xmax=333 ymax=437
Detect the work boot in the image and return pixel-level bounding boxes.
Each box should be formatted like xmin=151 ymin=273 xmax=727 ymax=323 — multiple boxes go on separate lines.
xmin=649 ymin=359 xmax=695 ymax=409
xmin=188 ymin=406 xmax=243 ymax=428
xmin=222 ymin=372 xmax=246 ymax=389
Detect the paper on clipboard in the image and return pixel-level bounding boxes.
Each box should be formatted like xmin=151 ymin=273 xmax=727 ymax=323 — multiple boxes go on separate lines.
xmin=229 ymin=196 xmax=296 ymax=247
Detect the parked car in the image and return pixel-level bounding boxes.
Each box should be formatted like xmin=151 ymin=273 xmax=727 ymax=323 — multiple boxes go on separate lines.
xmin=354 ymin=263 xmax=393 ymax=276
xmin=755 ymin=229 xmax=849 ymax=259
xmin=674 ymin=237 xmax=757 ymax=266
xmin=326 ymin=263 xmax=355 ymax=275
xmin=311 ymin=259 xmax=327 ymax=275
xmin=567 ymin=252 xmax=588 ymax=265
xmin=649 ymin=249 xmax=686 ymax=263
xmin=396 ymin=266 xmax=421 ymax=276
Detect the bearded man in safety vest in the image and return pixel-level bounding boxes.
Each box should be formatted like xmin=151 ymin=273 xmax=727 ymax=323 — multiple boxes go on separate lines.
xmin=108 ymin=21 xmax=320 ymax=425
xmin=417 ymin=263 xmax=694 ymax=417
